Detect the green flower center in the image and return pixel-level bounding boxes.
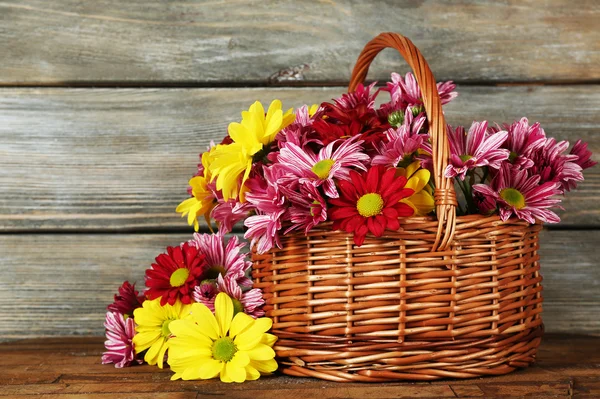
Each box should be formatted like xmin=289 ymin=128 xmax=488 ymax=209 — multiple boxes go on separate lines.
xmin=203 ymin=265 xmax=227 ymax=280
xmin=509 ymin=151 xmax=518 ymax=163
xmin=459 ymin=154 xmax=473 ymax=162
xmin=212 ymin=337 xmax=237 ymax=362
xmin=161 ymin=319 xmax=173 ymax=338
xmin=387 ymin=110 xmax=405 ymax=127
xmin=232 ymin=298 xmax=244 ymax=317
xmin=170 ymin=268 xmax=190 ymax=287
xmin=356 ymin=193 xmax=384 ymax=218
xmin=500 ymin=188 xmax=526 ymax=209
xmin=311 ymin=159 xmax=335 ymax=179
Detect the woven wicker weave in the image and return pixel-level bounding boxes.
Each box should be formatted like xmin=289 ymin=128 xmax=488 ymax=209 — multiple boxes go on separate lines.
xmin=251 ymin=32 xmax=543 ymax=382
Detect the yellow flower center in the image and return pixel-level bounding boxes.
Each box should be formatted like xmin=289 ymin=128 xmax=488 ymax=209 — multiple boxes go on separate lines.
xmin=170 ymin=268 xmax=190 ymax=287
xmin=356 ymin=193 xmax=384 ymax=218
xmin=232 ymin=298 xmax=244 ymax=317
xmin=311 ymin=159 xmax=335 ymax=179
xmin=204 ymin=265 xmax=227 ymax=280
xmin=161 ymin=319 xmax=173 ymax=338
xmin=500 ymin=188 xmax=526 ymax=209
xmin=212 ymin=337 xmax=237 ymax=362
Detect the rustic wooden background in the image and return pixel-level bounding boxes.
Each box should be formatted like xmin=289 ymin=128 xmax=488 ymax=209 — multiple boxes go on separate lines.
xmin=0 ymin=1 xmax=598 ymax=341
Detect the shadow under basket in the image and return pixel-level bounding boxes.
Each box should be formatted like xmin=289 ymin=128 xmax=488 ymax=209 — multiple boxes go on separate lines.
xmin=252 ymin=216 xmax=543 ymax=382
xmin=251 ymin=32 xmax=544 ymax=382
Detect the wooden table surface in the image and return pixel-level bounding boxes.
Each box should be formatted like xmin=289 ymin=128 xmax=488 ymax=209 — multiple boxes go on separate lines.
xmin=1 ymin=334 xmax=598 ymax=398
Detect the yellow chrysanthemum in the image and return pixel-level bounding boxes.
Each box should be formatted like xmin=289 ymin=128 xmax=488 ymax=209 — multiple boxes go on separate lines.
xmin=209 ymin=100 xmax=294 ymax=201
xmin=308 ymin=103 xmax=319 ymax=116
xmin=132 ymin=298 xmax=192 ymax=368
xmin=168 ymin=293 xmax=277 ymax=383
xmin=176 ymin=151 xmax=216 ymax=231
xmin=396 ymin=161 xmax=435 ymax=216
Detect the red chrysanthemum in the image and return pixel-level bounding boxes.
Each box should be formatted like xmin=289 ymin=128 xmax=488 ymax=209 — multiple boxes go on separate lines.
xmin=107 ymin=281 xmax=145 ymax=317
xmin=329 ymin=166 xmax=415 ymax=246
xmin=144 ymin=242 xmax=206 ymax=306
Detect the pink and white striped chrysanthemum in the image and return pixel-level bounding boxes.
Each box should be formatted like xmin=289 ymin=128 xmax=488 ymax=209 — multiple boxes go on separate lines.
xmin=102 ymin=311 xmax=141 ymax=368
xmin=529 ymin=138 xmax=584 ymax=193
xmin=380 ymin=72 xmax=457 ymax=115
xmin=280 ymin=182 xmax=328 ymax=234
xmin=210 ymin=196 xmax=252 ymax=234
xmin=495 ymin=117 xmax=547 ymax=169
xmin=473 ymin=163 xmax=562 ymax=224
xmin=192 ymin=280 xmax=219 ymax=311
xmin=244 ymin=210 xmax=284 ymax=255
xmin=445 ymin=121 xmax=510 ymax=180
xmin=216 ymin=275 xmax=265 ymax=318
xmin=277 ymin=136 xmax=370 ymax=198
xmin=372 ymin=109 xmax=427 ymax=168
xmin=189 ymin=232 xmax=252 ymax=288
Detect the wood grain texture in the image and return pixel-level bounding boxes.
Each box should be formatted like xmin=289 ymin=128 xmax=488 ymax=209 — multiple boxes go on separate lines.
xmin=1 ymin=85 xmax=598 ymax=232
xmin=0 ymin=0 xmax=598 ymax=85
xmin=0 ymin=230 xmax=598 ymax=339
xmin=0 ymin=335 xmax=598 ymax=397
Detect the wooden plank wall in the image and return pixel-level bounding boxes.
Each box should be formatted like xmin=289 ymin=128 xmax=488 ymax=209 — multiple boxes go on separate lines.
xmin=0 ymin=1 xmax=598 ymax=340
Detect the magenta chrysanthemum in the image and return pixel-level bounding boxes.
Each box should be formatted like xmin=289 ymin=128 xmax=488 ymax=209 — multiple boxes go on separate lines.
xmin=216 ymin=275 xmax=265 ymax=318
xmin=102 ymin=312 xmax=141 ymax=368
xmin=192 ymin=280 xmax=219 ymax=311
xmin=496 ymin=117 xmax=547 ymax=168
xmin=107 ymin=281 xmax=145 ymax=317
xmin=244 ymin=210 xmax=284 ymax=255
xmin=445 ymin=121 xmax=510 ymax=180
xmin=189 ymin=232 xmax=252 ymax=288
xmin=280 ymin=182 xmax=328 ymax=234
xmin=380 ymin=72 xmax=457 ymax=115
xmin=570 ymin=139 xmax=597 ymax=171
xmin=210 ymin=196 xmax=252 ymax=234
xmin=277 ymin=136 xmax=370 ymax=198
xmin=528 ymin=138 xmax=583 ymax=193
xmin=473 ymin=164 xmax=562 ymax=224
xmin=372 ymin=109 xmax=427 ymax=168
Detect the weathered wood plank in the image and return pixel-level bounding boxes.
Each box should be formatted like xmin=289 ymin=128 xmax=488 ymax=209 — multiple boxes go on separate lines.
xmin=0 ymin=335 xmax=597 ymax=398
xmin=0 ymin=1 xmax=598 ymax=85
xmin=0 ymin=230 xmax=597 ymax=339
xmin=0 ymin=86 xmax=598 ymax=232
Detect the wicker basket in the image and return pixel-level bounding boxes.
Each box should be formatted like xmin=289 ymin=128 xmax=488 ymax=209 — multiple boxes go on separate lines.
xmin=252 ymin=32 xmax=543 ymax=382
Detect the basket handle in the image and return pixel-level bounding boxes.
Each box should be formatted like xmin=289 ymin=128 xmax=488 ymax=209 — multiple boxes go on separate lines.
xmin=349 ymin=32 xmax=457 ymax=251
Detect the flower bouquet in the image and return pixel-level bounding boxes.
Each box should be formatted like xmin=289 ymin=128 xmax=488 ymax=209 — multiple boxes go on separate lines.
xmin=103 ymin=32 xmax=595 ymax=382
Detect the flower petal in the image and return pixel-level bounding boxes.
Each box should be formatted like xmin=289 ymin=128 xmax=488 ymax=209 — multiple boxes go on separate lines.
xmin=215 ymin=293 xmax=234 ymax=337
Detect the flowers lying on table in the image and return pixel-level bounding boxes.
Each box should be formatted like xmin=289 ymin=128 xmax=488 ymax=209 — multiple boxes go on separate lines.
xmin=102 ymin=233 xmax=276 ymax=383
xmin=176 ymin=72 xmax=596 ymax=251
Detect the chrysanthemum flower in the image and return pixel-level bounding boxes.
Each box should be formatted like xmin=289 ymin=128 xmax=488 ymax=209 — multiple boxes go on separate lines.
xmin=396 ymin=162 xmax=435 ymax=216
xmin=445 ymin=122 xmax=510 ymax=180
xmin=107 ymin=281 xmax=145 ymax=317
xmin=145 ymin=242 xmax=206 ymax=306
xmin=102 ymin=311 xmax=141 ymax=368
xmin=132 ymin=298 xmax=192 ymax=368
xmin=372 ymin=109 xmax=427 ymax=168
xmin=189 ymin=233 xmax=252 ymax=289
xmin=168 ymin=293 xmax=277 ymax=383
xmin=380 ymin=72 xmax=457 ymax=115
xmin=244 ymin=210 xmax=284 ymax=255
xmin=529 ymin=138 xmax=583 ymax=193
xmin=211 ymin=196 xmax=253 ymax=233
xmin=473 ymin=163 xmax=562 ymax=224
xmin=496 ymin=118 xmax=547 ymax=168
xmin=570 ymin=139 xmax=597 ymax=170
xmin=217 ymin=275 xmax=265 ymax=318
xmin=329 ymin=166 xmax=415 ymax=246
xmin=176 ymin=151 xmax=217 ymax=231
xmin=277 ymin=136 xmax=370 ymax=198
xmin=209 ymin=100 xmax=294 ymax=201
xmin=193 ymin=280 xmax=219 ymax=311
xmin=280 ymin=182 xmax=328 ymax=234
